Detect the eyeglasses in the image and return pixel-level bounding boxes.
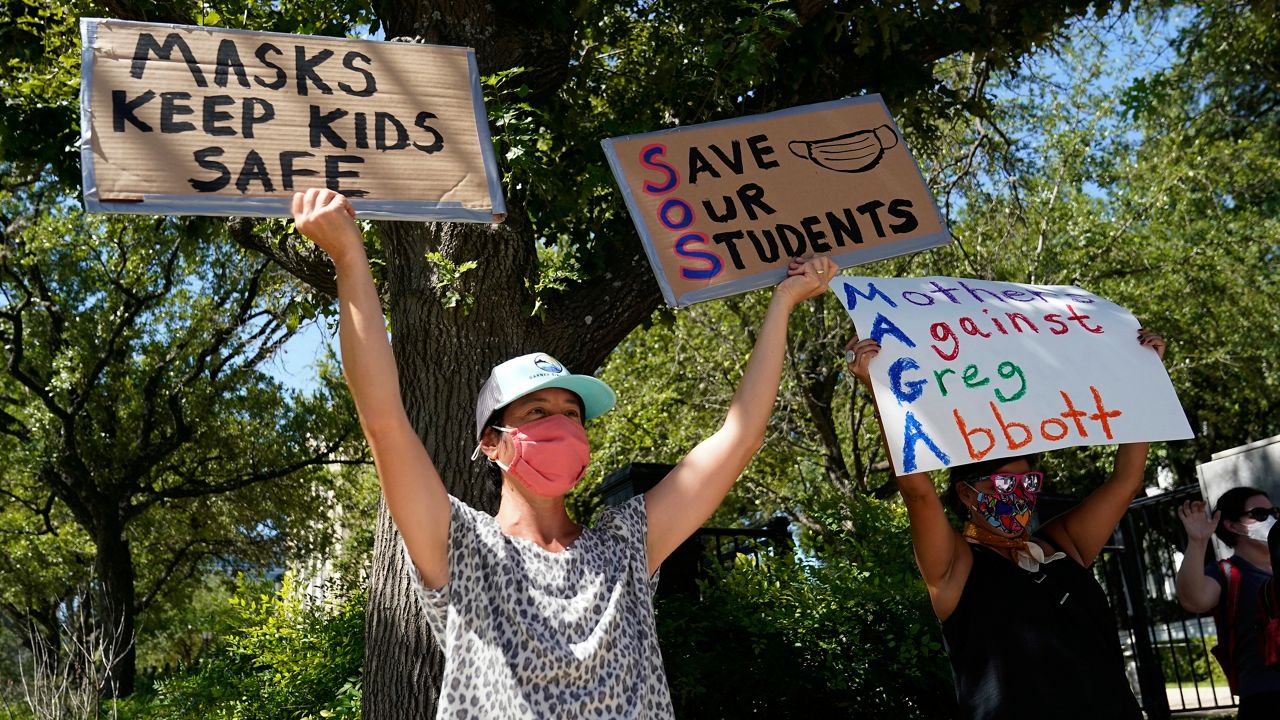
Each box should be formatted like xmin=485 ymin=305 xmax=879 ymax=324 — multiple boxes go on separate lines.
xmin=983 ymin=471 xmax=1044 ymax=495
xmin=1240 ymin=507 xmax=1280 ymax=522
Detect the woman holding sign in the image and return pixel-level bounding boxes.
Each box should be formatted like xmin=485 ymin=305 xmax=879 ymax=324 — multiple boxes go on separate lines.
xmin=847 ymin=330 xmax=1165 ymax=720
xmin=292 ymin=187 xmax=833 ymax=719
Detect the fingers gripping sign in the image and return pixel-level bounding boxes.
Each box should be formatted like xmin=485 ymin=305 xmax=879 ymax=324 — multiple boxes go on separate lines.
xmin=292 ymin=188 xmax=363 ymax=266
xmin=776 ymin=255 xmax=836 ymax=307
xmin=844 ymin=335 xmax=881 ymax=387
xmin=1137 ymin=328 xmax=1166 ymax=361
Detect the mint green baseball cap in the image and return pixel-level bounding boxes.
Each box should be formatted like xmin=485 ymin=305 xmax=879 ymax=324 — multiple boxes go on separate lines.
xmin=473 ymin=352 xmax=616 ymax=441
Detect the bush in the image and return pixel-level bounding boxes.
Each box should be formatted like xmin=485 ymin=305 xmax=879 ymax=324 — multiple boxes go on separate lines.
xmin=124 ymin=575 xmax=363 ymax=720
xmin=1156 ymin=637 xmax=1229 ymax=686
xmin=655 ymin=554 xmax=955 ymax=719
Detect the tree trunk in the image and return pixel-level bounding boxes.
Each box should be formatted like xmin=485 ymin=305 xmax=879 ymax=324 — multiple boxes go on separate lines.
xmin=93 ymin=523 xmax=137 ymax=698
xmin=362 ymin=215 xmax=540 ymax=718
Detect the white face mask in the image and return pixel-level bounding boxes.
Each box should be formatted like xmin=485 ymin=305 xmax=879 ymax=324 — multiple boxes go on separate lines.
xmin=1245 ymin=516 xmax=1278 ymax=542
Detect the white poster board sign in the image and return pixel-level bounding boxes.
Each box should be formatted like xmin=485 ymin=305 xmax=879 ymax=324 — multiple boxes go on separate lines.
xmin=830 ymin=275 xmax=1194 ymax=474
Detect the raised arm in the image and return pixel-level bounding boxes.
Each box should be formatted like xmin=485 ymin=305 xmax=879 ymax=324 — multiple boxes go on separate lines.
xmin=1041 ymin=329 xmax=1166 ymax=567
xmin=292 ymin=189 xmax=451 ymax=588
xmin=1174 ymin=499 xmax=1222 ymax=613
xmin=643 ymin=257 xmax=832 ymax=575
xmin=847 ymin=337 xmax=970 ymax=620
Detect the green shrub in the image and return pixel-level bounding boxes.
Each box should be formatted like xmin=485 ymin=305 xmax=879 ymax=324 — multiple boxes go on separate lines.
xmin=656 ymin=554 xmax=954 ymax=719
xmin=1156 ymin=637 xmax=1229 ymax=686
xmin=131 ymin=575 xmax=363 ymax=720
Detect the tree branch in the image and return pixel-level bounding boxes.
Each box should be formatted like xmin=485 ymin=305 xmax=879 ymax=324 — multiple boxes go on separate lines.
xmin=227 ymin=218 xmax=337 ymax=299
xmin=127 ymin=435 xmax=360 ymax=518
xmin=137 ymin=542 xmax=204 ymax=613
xmin=540 ymin=250 xmax=663 ymax=373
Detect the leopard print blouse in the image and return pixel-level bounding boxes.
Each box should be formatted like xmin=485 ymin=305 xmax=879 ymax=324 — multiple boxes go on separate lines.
xmin=405 ymin=494 xmax=675 ymax=719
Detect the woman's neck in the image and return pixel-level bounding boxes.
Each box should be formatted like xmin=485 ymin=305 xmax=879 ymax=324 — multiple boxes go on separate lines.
xmin=495 ymin=483 xmax=581 ymax=550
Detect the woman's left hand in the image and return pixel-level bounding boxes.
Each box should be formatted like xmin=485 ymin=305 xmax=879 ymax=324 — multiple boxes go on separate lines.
xmin=1137 ymin=328 xmax=1166 ymax=361
xmin=775 ymin=256 xmax=836 ymax=308
xmin=845 ymin=336 xmax=881 ymax=387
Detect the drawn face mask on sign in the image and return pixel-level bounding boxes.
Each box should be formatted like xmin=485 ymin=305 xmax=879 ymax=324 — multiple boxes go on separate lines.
xmin=787 ymin=124 xmax=899 ymax=173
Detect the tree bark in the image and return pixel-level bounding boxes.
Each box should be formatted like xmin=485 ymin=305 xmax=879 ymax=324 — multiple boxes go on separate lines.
xmin=93 ymin=521 xmax=137 ymax=698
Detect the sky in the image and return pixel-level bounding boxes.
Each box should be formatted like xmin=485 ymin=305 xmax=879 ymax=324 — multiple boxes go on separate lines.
xmin=264 ymin=318 xmax=337 ymax=393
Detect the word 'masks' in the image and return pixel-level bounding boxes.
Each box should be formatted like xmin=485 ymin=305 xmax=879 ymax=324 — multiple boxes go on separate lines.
xmin=81 ymin=18 xmax=505 ymax=222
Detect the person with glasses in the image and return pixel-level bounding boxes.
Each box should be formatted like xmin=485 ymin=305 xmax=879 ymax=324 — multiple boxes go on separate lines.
xmin=1176 ymin=488 xmax=1280 ymax=717
xmin=846 ymin=329 xmax=1166 ymax=720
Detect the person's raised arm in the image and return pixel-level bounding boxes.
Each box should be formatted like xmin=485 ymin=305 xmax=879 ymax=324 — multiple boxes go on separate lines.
xmin=847 ymin=337 xmax=969 ymax=620
xmin=292 ymin=188 xmax=450 ymax=588
xmin=1042 ymin=329 xmax=1166 ymax=567
xmin=1174 ymin=499 xmax=1222 ymax=613
xmin=643 ymin=257 xmax=832 ymax=576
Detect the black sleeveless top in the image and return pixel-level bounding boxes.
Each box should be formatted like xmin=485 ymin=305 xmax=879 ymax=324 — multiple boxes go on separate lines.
xmin=941 ymin=542 xmax=1142 ymax=720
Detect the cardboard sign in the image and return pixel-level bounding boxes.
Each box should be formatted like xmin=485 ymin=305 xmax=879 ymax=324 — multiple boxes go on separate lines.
xmin=831 ymin=275 xmax=1193 ymax=474
xmin=602 ymin=97 xmax=949 ymax=307
xmin=80 ymin=18 xmax=505 ymax=221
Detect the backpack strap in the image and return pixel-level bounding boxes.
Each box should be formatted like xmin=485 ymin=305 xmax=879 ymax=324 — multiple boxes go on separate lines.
xmin=1263 ymin=576 xmax=1280 ymax=618
xmin=1221 ymin=559 xmax=1241 ymax=666
xmin=1262 ymin=577 xmax=1280 ymax=668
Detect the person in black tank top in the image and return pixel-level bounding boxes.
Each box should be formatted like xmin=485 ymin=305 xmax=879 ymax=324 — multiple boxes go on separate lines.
xmin=847 ymin=329 xmax=1166 ymax=720
xmin=942 ymin=534 xmax=1141 ymax=719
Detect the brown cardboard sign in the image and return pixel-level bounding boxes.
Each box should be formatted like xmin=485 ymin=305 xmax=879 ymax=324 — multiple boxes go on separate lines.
xmin=602 ymin=96 xmax=949 ymax=306
xmin=80 ymin=18 xmax=505 ymax=221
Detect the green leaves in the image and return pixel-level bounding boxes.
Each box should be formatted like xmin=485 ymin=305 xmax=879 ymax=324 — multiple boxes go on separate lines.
xmin=423 ymin=251 xmax=478 ymax=311
xmin=656 ymin=555 xmax=951 ymax=717
xmin=0 ymin=177 xmax=368 ymax=696
xmin=145 ymin=575 xmax=365 ymax=720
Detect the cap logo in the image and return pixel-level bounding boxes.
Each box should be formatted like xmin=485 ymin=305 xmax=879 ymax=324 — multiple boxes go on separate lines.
xmin=533 ymin=355 xmax=563 ymax=374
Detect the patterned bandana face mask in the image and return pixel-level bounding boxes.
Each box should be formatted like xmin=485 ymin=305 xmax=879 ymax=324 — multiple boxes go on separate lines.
xmin=967 ymin=472 xmax=1044 ymax=534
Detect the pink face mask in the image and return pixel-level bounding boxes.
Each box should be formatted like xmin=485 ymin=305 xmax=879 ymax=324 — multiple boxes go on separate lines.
xmin=492 ymin=414 xmax=591 ymax=497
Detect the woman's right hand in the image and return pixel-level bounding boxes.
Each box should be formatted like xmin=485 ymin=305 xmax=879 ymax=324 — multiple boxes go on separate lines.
xmin=1177 ymin=500 xmax=1219 ymax=544
xmin=844 ymin=336 xmax=880 ymax=386
xmin=292 ymin=188 xmax=363 ymax=266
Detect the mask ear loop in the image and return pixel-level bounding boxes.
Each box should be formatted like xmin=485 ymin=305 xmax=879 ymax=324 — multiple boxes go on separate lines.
xmin=470 ymin=426 xmax=515 ymax=461
xmin=962 ymin=481 xmax=987 ymax=518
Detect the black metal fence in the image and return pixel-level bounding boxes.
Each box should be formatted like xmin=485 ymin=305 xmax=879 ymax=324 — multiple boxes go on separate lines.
xmin=598 ymin=463 xmax=793 ymax=597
